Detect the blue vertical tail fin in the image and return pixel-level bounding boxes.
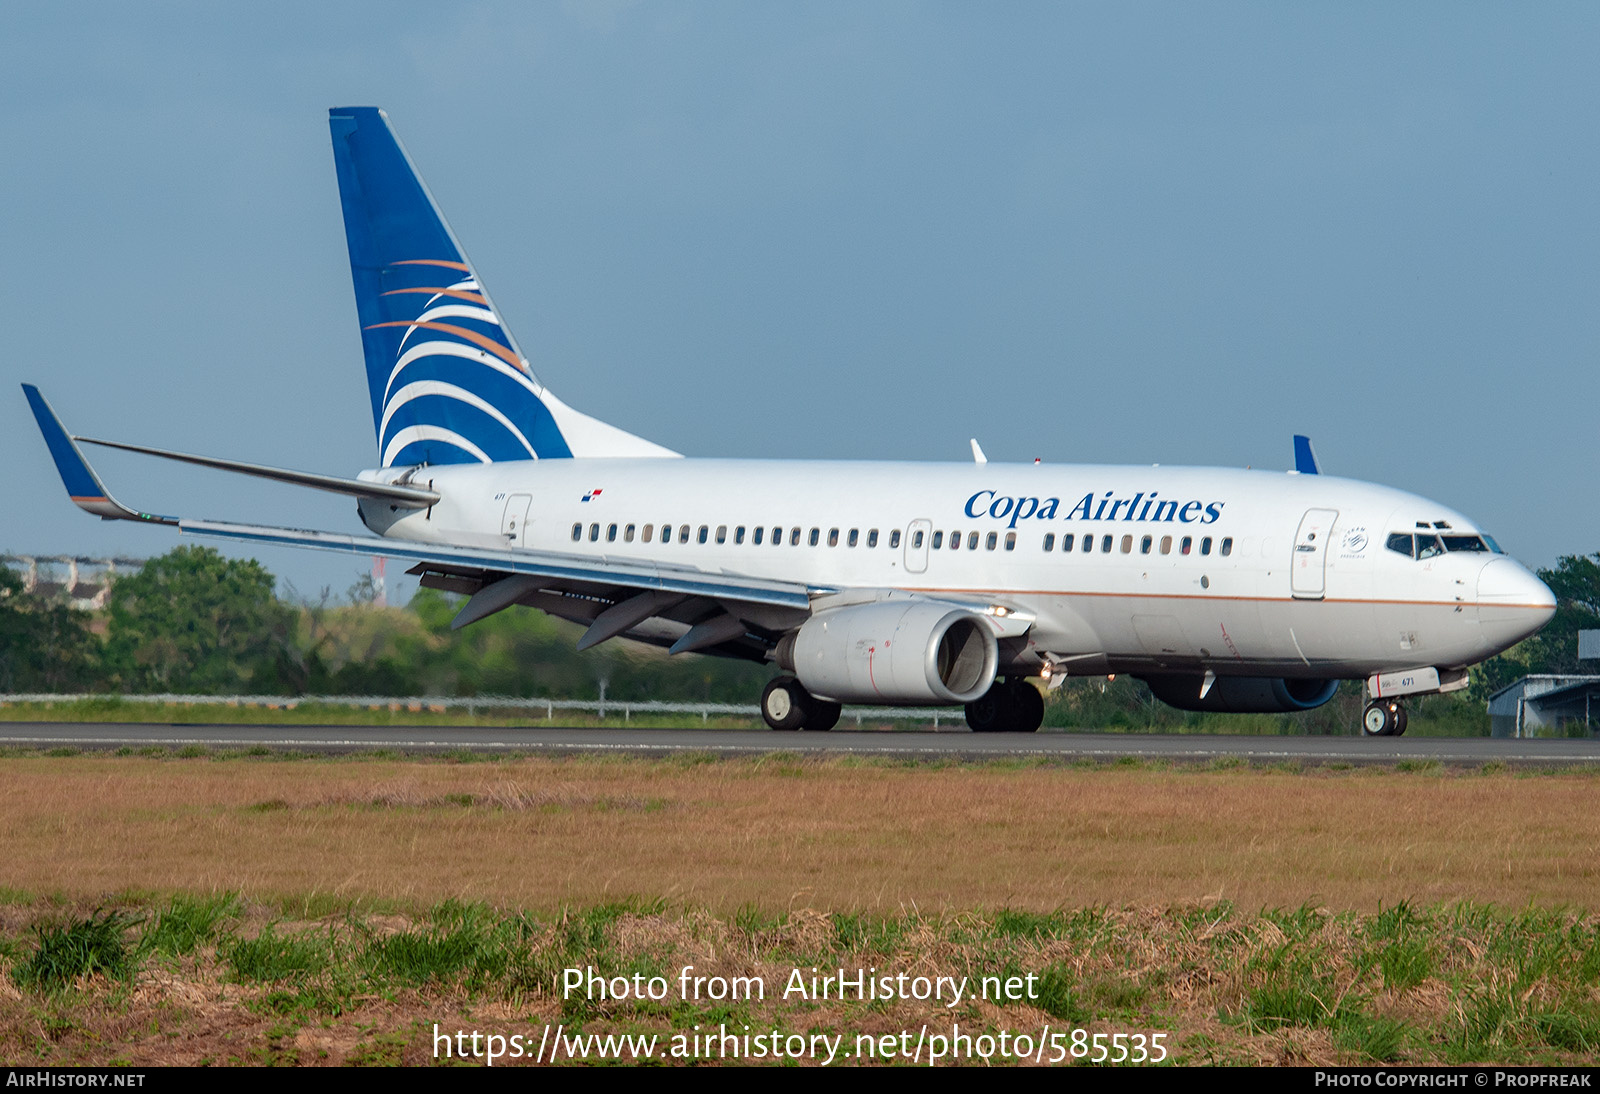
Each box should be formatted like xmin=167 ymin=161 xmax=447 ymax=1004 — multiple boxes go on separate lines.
xmin=329 ymin=107 xmax=677 ymax=466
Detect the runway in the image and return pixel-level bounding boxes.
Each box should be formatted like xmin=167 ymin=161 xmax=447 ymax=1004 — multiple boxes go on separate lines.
xmin=1 ymin=722 xmax=1596 ymax=766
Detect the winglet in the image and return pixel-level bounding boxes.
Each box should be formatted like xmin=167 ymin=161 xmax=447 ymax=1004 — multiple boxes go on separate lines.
xmin=1292 ymin=434 xmax=1320 ymax=475
xmin=22 ymin=385 xmax=177 ymax=525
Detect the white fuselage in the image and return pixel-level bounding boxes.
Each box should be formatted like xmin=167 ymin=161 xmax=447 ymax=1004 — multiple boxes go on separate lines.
xmin=357 ymin=459 xmax=1554 ymax=680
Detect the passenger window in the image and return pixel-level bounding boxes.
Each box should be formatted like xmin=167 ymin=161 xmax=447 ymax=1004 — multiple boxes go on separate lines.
xmin=1386 ymin=533 xmax=1413 ymax=558
xmin=890 ymin=530 xmax=901 ymax=548
xmin=912 ymin=530 xmax=924 ymax=549
xmin=986 ymin=532 xmax=998 ymax=551
xmin=1061 ymin=534 xmax=1074 ymax=552
xmin=868 ymin=529 xmax=879 ymax=548
xmin=773 ymin=526 xmax=782 ymax=546
xmin=827 ymin=528 xmax=839 ymax=547
xmin=1043 ymin=533 xmax=1055 ymax=552
xmin=790 ymin=528 xmax=801 ymax=546
xmin=716 ymin=525 xmax=727 ymax=544
xmin=1160 ymin=535 xmax=1172 ymax=555
xmin=1180 ymin=536 xmax=1192 ymax=555
xmin=735 ymin=526 xmax=745 ymax=544
xmin=571 ymin=523 xmax=581 ymax=542
xmin=606 ymin=524 xmax=617 ymax=542
xmin=969 ymin=532 xmax=980 ymax=550
xmin=1220 ymin=537 xmax=1232 ymax=557
xmin=1004 ymin=532 xmax=1015 ymax=551
xmin=624 ymin=524 xmax=635 ymax=543
xmin=698 ymin=525 xmax=709 ymax=544
xmin=642 ymin=524 xmax=653 ymax=543
xmin=932 ymin=531 xmax=944 ymax=549
xmin=1140 ymin=535 xmax=1152 ymax=554
xmin=1120 ymin=535 xmax=1132 ymax=554
xmin=589 ymin=523 xmax=600 ymax=542
xmin=1101 ymin=535 xmax=1113 ymax=553
xmin=753 ymin=526 xmax=763 ymax=545
xmin=679 ymin=525 xmax=690 ymax=544
xmin=1200 ymin=537 xmax=1212 ymax=556
xmin=951 ymin=530 xmax=961 ymax=551
xmin=809 ymin=528 xmax=820 ymax=547
xmin=848 ymin=529 xmax=859 ymax=547
xmin=1082 ymin=534 xmax=1092 ymax=553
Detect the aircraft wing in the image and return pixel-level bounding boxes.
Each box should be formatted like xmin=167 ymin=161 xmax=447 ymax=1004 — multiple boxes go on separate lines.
xmin=26 ymin=383 xmax=811 ymax=659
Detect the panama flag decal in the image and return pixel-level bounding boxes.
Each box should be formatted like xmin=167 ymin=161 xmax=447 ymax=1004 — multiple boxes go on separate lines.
xmin=581 ymin=489 xmax=603 ymax=502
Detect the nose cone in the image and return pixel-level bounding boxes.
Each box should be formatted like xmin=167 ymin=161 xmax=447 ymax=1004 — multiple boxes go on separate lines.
xmin=1477 ymin=558 xmax=1557 ymax=649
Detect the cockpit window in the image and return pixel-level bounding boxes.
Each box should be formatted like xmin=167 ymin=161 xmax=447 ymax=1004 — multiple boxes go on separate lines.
xmin=1388 ymin=531 xmax=1503 ymax=559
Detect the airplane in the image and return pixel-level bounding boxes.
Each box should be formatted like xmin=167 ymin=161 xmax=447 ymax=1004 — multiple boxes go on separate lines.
xmin=23 ymin=107 xmax=1557 ymax=737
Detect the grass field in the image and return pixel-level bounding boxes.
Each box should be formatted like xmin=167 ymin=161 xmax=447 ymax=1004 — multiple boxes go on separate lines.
xmin=3 ymin=750 xmax=1598 ymax=1066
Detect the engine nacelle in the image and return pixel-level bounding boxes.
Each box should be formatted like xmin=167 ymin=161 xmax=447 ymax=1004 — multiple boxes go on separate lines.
xmin=788 ymin=601 xmax=999 ymax=705
xmin=1141 ymin=674 xmax=1340 ymax=714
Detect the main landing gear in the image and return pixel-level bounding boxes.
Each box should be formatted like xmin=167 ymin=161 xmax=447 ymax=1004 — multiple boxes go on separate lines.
xmin=965 ymin=677 xmax=1046 ymax=733
xmin=1362 ymin=699 xmax=1408 ymax=737
xmin=760 ymin=675 xmax=842 ymax=731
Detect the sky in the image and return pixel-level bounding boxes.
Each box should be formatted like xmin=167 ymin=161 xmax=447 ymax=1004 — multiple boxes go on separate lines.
xmin=3 ymin=2 xmax=1596 ymax=603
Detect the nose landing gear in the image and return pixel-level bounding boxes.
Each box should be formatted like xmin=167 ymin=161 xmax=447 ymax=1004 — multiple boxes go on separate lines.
xmin=1362 ymin=700 xmax=1408 ymax=737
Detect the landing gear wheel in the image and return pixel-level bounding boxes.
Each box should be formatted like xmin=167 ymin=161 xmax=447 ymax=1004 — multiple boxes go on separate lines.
xmin=762 ymin=676 xmax=809 ymax=731
xmin=965 ymin=678 xmax=1045 ymax=733
xmin=965 ymin=681 xmax=1010 ymax=732
xmin=1008 ymin=679 xmax=1045 ymax=733
xmin=808 ymin=701 xmax=842 ymax=732
xmin=1362 ymin=700 xmax=1402 ymax=737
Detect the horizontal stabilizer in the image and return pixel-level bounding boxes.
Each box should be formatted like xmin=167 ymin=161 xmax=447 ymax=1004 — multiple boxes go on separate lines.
xmin=22 ymin=385 xmax=176 ymax=525
xmin=75 ymin=436 xmax=440 ymax=506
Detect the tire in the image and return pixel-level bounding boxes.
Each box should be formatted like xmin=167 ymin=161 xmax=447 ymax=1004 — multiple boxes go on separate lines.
xmin=808 ymin=701 xmax=842 ymax=732
xmin=1392 ymin=707 xmax=1408 ymax=737
xmin=1362 ymin=701 xmax=1398 ymax=737
xmin=1008 ymin=679 xmax=1045 ymax=733
xmin=964 ymin=682 xmax=1009 ymax=732
xmin=761 ymin=676 xmax=808 ymax=731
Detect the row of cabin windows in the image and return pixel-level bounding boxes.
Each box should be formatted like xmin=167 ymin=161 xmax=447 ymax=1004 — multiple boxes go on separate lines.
xmin=921 ymin=530 xmax=1016 ymax=552
xmin=572 ymin=523 xmax=898 ymax=548
xmin=567 ymin=521 xmax=1229 ymax=560
xmin=1041 ymin=532 xmax=1233 ymax=558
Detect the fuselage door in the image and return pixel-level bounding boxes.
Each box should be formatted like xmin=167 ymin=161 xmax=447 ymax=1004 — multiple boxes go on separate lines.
xmin=501 ymin=493 xmax=532 ymax=546
xmin=905 ymin=519 xmax=932 ymax=574
xmin=1291 ymin=508 xmax=1338 ymax=599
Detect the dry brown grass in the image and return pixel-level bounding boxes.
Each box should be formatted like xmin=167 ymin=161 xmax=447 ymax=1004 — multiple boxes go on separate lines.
xmin=1 ymin=754 xmax=1597 ymax=912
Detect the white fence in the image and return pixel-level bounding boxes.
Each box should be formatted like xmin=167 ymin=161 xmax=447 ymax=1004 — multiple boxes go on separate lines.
xmin=0 ymin=693 xmax=967 ymax=728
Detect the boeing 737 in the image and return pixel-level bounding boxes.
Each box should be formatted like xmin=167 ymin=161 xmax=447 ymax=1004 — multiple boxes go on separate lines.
xmin=24 ymin=107 xmax=1557 ymax=736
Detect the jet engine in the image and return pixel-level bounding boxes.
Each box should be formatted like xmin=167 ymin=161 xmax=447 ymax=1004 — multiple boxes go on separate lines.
xmin=1140 ymin=674 xmax=1340 ymax=714
xmin=783 ymin=600 xmax=999 ymax=705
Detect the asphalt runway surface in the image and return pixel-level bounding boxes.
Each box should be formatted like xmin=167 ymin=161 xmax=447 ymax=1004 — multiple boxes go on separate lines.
xmin=1 ymin=722 xmax=1596 ymax=766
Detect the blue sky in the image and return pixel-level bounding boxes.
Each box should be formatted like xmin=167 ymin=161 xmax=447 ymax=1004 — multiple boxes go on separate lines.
xmin=3 ymin=2 xmax=1595 ymax=600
